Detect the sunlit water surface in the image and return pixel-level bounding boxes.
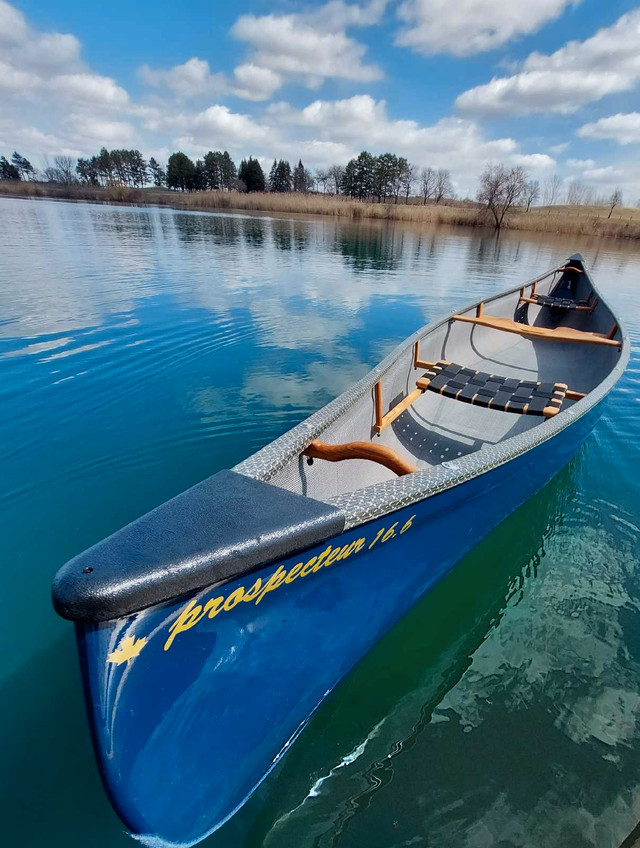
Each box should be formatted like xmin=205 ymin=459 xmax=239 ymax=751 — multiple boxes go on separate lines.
xmin=1 ymin=197 xmax=640 ymax=848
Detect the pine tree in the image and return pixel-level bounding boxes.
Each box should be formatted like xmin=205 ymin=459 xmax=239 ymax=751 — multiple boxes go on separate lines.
xmin=238 ymin=157 xmax=265 ymax=192
xmin=0 ymin=156 xmax=21 ymax=180
xmin=96 ymin=148 xmax=115 ymax=186
xmin=76 ymin=158 xmax=99 ymax=185
xmin=270 ymin=160 xmax=292 ymax=192
xmin=342 ymin=152 xmax=376 ymax=199
xmin=268 ymin=159 xmax=278 ymax=191
xmin=219 ymin=151 xmax=237 ymax=189
xmin=148 ymin=157 xmax=166 ymax=187
xmin=166 ymin=152 xmax=197 ymax=191
xmin=203 ymin=151 xmax=221 ymax=190
xmin=128 ymin=150 xmax=148 ymax=187
xmin=293 ymin=159 xmax=307 ymax=192
xmin=192 ymin=160 xmax=204 ymax=190
xmin=11 ymin=151 xmax=35 ymax=180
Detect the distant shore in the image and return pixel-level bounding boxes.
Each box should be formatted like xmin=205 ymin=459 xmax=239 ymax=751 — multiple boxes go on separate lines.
xmin=2 ymin=180 xmax=640 ymax=240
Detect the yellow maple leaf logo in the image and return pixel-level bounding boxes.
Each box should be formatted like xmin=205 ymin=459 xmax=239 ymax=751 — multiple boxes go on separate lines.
xmin=107 ymin=635 xmax=147 ymax=665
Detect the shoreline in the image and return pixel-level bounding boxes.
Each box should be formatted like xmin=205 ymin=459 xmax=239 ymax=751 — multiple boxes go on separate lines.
xmin=2 ymin=182 xmax=640 ymax=241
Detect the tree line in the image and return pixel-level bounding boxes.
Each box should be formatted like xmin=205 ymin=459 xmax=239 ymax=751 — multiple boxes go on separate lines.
xmin=0 ymin=146 xmax=454 ymax=203
xmin=0 ymin=147 xmax=626 ymax=222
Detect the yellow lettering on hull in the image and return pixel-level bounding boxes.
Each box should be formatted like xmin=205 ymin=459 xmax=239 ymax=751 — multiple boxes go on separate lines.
xmin=159 ymin=515 xmax=416 ymax=651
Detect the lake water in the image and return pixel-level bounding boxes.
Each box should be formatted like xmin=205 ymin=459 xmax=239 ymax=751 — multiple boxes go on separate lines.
xmin=1 ymin=196 xmax=640 ymax=848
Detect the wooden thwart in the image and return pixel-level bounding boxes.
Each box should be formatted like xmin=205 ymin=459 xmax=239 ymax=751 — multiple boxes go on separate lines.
xmin=452 ymin=312 xmax=621 ymax=347
xmin=303 ymin=439 xmax=418 ymax=476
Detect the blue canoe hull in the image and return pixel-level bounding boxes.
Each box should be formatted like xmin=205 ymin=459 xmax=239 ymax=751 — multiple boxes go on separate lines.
xmin=77 ymin=401 xmax=603 ymax=846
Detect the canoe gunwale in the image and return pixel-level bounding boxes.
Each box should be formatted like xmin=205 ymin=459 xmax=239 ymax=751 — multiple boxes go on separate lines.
xmin=235 ymin=254 xmax=629 ymax=530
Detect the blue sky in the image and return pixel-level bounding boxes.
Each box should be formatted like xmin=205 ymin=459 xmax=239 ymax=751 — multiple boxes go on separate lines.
xmin=2 ymin=0 xmax=640 ymax=199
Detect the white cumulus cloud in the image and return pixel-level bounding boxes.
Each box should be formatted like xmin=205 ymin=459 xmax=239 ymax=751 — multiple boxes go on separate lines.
xmin=456 ymin=9 xmax=640 ymax=115
xmin=578 ymin=113 xmax=640 ymax=145
xmin=139 ymin=57 xmax=228 ymax=99
xmin=0 ymin=1 xmax=134 ymax=157
xmin=232 ymin=64 xmax=282 ymax=101
xmin=230 ymin=1 xmax=385 ymax=97
xmin=395 ymin=0 xmax=577 ymax=56
xmin=265 ymin=94 xmax=555 ymax=191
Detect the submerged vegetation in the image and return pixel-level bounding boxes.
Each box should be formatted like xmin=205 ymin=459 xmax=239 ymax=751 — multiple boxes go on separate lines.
xmin=0 ymin=145 xmax=637 ymax=240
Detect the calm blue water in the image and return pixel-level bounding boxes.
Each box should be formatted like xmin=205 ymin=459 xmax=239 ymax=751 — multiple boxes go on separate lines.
xmin=1 ymin=196 xmax=640 ymax=847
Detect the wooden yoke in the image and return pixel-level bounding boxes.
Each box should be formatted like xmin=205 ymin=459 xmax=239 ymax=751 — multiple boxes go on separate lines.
xmin=304 ymin=440 xmax=418 ymax=476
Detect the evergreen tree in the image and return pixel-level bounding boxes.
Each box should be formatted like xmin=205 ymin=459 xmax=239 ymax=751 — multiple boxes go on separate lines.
xmin=194 ymin=160 xmax=206 ymax=191
xmin=393 ymin=157 xmax=409 ymax=203
xmin=293 ymin=159 xmax=309 ymax=192
xmin=201 ymin=150 xmax=237 ymax=190
xmin=270 ymin=159 xmax=292 ymax=192
xmin=342 ymin=152 xmax=376 ymax=199
xmin=340 ymin=159 xmax=357 ymax=197
xmin=11 ymin=151 xmax=35 ymax=180
xmin=148 ymin=157 xmax=166 ymax=187
xmin=373 ymin=153 xmax=397 ymax=201
xmin=95 ymin=148 xmax=115 ymax=185
xmin=76 ymin=157 xmax=99 ymax=184
xmin=238 ymin=157 xmax=265 ymax=192
xmin=166 ymin=152 xmax=197 ymax=191
xmin=203 ymin=151 xmax=221 ymax=189
xmin=129 ymin=150 xmax=148 ymax=187
xmin=268 ymin=159 xmax=277 ymax=191
xmin=0 ymin=155 xmax=21 ymax=180
xmin=219 ymin=151 xmax=237 ymax=190
xmin=110 ymin=149 xmax=128 ymax=185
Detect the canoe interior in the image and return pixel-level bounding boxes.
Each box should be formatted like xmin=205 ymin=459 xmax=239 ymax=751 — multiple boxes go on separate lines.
xmin=267 ymin=264 xmax=621 ymax=501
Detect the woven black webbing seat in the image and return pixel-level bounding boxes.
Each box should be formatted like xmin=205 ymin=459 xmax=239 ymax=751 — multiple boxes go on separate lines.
xmin=416 ymin=361 xmax=567 ymax=418
xmin=531 ymin=294 xmax=589 ymax=310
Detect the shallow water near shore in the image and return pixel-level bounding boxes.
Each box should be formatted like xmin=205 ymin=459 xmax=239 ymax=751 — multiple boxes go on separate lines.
xmin=1 ymin=196 xmax=640 ymax=847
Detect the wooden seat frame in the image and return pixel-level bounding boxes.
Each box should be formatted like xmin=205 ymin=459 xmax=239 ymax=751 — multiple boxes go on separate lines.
xmin=372 ymin=340 xmax=586 ymax=433
xmin=518 ymin=269 xmax=598 ymax=313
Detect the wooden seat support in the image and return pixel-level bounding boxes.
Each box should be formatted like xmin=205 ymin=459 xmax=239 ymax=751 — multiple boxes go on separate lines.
xmin=303 ymin=440 xmax=418 ymax=476
xmin=452 ymin=313 xmax=620 ymax=347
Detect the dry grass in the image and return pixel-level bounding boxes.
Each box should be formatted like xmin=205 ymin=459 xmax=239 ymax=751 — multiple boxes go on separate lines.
xmin=2 ymin=181 xmax=640 ymax=240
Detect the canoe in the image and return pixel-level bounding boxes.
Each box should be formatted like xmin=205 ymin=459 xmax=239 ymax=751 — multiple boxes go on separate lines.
xmin=52 ymin=253 xmax=628 ymax=846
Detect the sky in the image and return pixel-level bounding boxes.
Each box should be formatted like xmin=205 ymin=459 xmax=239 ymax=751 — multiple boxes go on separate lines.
xmin=1 ymin=0 xmax=640 ymax=199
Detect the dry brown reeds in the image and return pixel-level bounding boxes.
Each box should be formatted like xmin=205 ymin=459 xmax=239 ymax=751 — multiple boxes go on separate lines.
xmin=2 ymin=181 xmax=640 ymax=240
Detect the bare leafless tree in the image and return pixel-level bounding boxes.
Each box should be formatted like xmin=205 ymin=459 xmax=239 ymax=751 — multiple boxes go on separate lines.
xmin=524 ymin=179 xmax=540 ymax=211
xmin=314 ymin=168 xmax=329 ymax=193
xmin=420 ymin=167 xmax=435 ymax=205
xmin=434 ymin=168 xmax=452 ymax=204
xmin=543 ymin=173 xmax=563 ymax=206
xmin=566 ymin=180 xmax=589 ymax=205
xmin=608 ymin=188 xmax=623 ymax=218
xmin=53 ymin=155 xmax=76 ymax=184
xmin=477 ymin=163 xmax=528 ymax=230
xmin=327 ymin=164 xmax=344 ymax=195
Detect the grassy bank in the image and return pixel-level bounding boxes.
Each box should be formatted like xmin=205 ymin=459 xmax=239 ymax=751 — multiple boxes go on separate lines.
xmin=2 ymin=180 xmax=640 ymax=240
